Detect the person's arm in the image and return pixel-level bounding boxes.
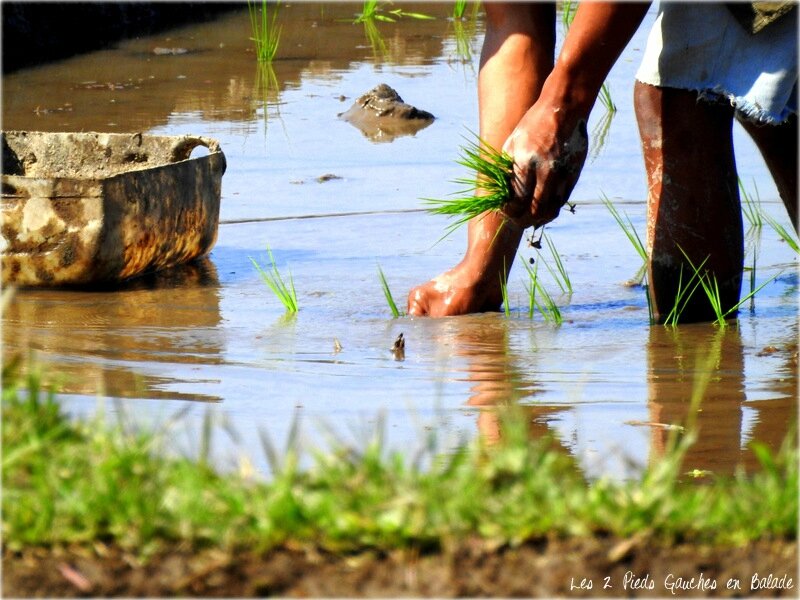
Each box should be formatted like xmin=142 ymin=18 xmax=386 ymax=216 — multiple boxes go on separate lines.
xmin=502 ymin=2 xmax=651 ymax=228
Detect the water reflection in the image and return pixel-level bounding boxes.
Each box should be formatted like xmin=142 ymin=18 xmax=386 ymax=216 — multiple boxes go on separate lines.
xmin=450 ymin=316 xmax=796 ymax=476
xmin=3 ymin=259 xmax=224 ymax=402
xmin=1 ymin=3 xmax=462 ymax=134
xmin=644 ymin=325 xmax=796 ymax=474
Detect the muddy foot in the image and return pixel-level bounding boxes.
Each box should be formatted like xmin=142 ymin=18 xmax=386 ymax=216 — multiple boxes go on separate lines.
xmin=407 ymin=267 xmax=503 ymax=317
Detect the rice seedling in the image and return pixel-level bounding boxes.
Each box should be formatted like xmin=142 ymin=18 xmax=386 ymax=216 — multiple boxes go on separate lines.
xmin=425 ymin=133 xmax=515 ymax=238
xmin=362 ymin=17 xmax=388 ymax=58
xmin=522 ymin=257 xmax=563 ymax=324
xmin=601 ymin=194 xmax=647 ymax=264
xmin=248 ymin=0 xmax=281 ymax=64
xmin=377 ymin=264 xmax=404 ymax=318
xmin=677 ymin=248 xmax=779 ymax=327
xmin=541 ymin=233 xmax=572 ymax=294
xmin=250 ymin=246 xmax=298 ymax=313
xmin=453 ymin=0 xmax=468 ymax=19
xmin=662 ymin=261 xmax=706 ymax=327
xmin=500 ymin=259 xmax=511 ymax=317
xmin=589 ymin=108 xmax=615 ymax=162
xmin=354 ymin=0 xmax=434 ymax=23
xmin=738 ymin=177 xmax=764 ymax=229
xmin=764 ymin=212 xmax=800 ymax=254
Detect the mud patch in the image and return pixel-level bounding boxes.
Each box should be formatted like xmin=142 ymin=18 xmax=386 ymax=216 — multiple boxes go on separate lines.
xmin=3 ymin=538 xmax=796 ymax=597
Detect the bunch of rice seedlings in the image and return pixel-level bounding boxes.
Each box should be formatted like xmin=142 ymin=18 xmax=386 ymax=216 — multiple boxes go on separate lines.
xmin=250 ymin=246 xmax=298 ymax=313
xmin=453 ymin=0 xmax=468 ymax=19
xmin=377 ymin=264 xmax=404 ymax=318
xmin=425 ymin=134 xmax=515 ymax=238
xmin=248 ymin=0 xmax=281 ymax=63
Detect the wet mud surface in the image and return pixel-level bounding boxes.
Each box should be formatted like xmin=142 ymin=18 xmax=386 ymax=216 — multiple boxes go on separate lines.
xmin=4 ymin=538 xmax=797 ymax=597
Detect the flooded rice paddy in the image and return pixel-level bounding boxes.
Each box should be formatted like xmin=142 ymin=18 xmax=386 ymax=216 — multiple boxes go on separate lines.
xmin=3 ymin=3 xmax=797 ymax=479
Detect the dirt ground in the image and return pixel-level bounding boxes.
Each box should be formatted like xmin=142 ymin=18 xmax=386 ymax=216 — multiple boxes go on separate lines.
xmin=4 ymin=537 xmax=797 ymax=597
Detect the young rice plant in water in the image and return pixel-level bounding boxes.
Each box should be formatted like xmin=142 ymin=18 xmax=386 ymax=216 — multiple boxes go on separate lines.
xmin=248 ymin=0 xmax=281 ymax=63
xmin=251 ymin=246 xmax=298 ymax=313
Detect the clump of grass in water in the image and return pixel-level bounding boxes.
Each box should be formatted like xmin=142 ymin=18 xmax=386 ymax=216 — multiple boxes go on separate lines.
xmin=377 ymin=264 xmax=404 ymax=318
xmin=425 ymin=134 xmax=515 ymax=238
xmin=248 ymin=0 xmax=281 ymax=64
xmin=250 ymin=246 xmax=298 ymax=313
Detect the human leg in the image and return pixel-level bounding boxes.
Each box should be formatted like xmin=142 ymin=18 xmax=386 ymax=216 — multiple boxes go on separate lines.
xmin=635 ymin=81 xmax=744 ymax=323
xmin=738 ymin=114 xmax=798 ymax=230
xmin=408 ymin=2 xmax=555 ymax=317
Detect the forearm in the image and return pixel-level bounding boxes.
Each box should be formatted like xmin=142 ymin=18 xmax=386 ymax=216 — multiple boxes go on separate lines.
xmin=542 ymin=2 xmax=650 ymax=114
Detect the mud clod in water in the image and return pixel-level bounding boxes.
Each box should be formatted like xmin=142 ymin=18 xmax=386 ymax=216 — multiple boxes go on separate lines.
xmin=339 ymin=84 xmax=434 ymax=143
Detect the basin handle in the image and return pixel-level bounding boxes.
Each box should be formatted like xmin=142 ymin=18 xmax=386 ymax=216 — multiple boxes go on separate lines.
xmin=169 ymin=136 xmax=222 ymax=161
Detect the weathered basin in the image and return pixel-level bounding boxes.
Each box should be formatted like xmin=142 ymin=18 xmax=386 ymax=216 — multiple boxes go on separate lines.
xmin=1 ymin=131 xmax=225 ymax=287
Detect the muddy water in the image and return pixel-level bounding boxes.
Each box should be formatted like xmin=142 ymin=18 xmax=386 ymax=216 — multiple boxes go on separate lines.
xmin=3 ymin=3 xmax=797 ymax=479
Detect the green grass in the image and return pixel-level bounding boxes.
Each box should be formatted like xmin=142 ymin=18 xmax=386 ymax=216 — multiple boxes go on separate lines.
xmin=764 ymin=212 xmax=800 ymax=254
xmin=602 ymin=194 xmax=647 ymax=264
xmin=250 ymin=246 xmax=298 ymax=313
xmin=738 ymin=177 xmax=764 ymax=229
xmin=354 ymin=0 xmax=434 ymax=23
xmin=248 ymin=0 xmax=281 ymax=63
xmin=3 ymin=362 xmax=796 ymax=555
xmin=541 ymin=233 xmax=572 ymax=294
xmin=377 ymin=264 xmax=404 ymax=318
xmin=453 ymin=0 xmax=468 ymax=19
xmin=671 ymin=249 xmax=779 ymax=328
xmin=500 ymin=258 xmax=511 ymax=317
xmin=425 ymin=134 xmax=515 ymax=238
xmin=522 ymin=257 xmax=563 ymax=324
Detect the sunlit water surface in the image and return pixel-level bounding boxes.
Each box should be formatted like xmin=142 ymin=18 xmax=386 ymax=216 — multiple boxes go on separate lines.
xmin=3 ymin=3 xmax=797 ymax=479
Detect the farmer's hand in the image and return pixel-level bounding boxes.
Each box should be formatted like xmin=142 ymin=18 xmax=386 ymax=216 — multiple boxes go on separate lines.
xmin=497 ymin=2 xmax=649 ymax=229
xmin=501 ymin=98 xmax=589 ymax=229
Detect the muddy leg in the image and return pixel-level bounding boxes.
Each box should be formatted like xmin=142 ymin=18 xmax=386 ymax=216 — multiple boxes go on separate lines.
xmin=635 ymin=81 xmax=744 ymax=323
xmin=738 ymin=114 xmax=798 ymax=231
xmin=408 ymin=3 xmax=556 ymax=317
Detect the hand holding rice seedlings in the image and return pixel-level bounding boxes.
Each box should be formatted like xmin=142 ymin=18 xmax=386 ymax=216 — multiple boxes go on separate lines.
xmin=377 ymin=264 xmax=404 ymax=318
xmin=425 ymin=134 xmax=516 ymax=238
xmin=250 ymin=246 xmax=298 ymax=313
xmin=248 ymin=0 xmax=281 ymax=64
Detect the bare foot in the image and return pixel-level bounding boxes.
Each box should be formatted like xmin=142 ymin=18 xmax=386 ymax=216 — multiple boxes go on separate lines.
xmin=407 ymin=262 xmax=504 ymax=317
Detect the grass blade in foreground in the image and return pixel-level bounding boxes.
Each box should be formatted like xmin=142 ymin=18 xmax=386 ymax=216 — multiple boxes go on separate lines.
xmin=250 ymin=246 xmax=298 ymax=313
xmin=377 ymin=264 xmax=403 ymax=318
xmin=4 ymin=363 xmax=796 ymax=555
xmin=425 ymin=134 xmax=515 ymax=238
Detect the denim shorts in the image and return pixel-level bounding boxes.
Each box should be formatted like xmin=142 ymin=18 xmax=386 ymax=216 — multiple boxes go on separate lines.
xmin=635 ymin=3 xmax=797 ymax=124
